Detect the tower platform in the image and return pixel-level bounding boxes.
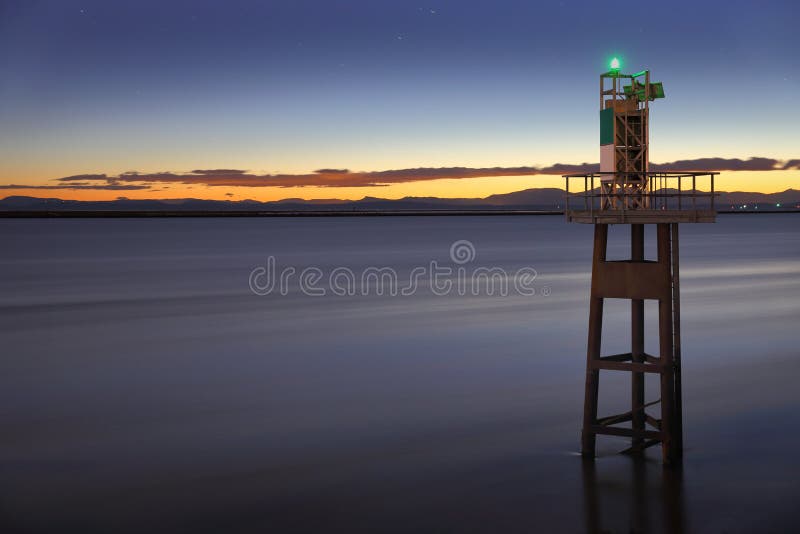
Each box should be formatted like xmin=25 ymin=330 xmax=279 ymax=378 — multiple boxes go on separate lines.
xmin=564 ymin=171 xmax=718 ymax=224
xmin=567 ymin=210 xmax=715 ymax=224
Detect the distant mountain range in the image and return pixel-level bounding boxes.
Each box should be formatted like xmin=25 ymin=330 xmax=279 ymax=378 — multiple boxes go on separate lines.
xmin=1 ymin=188 xmax=798 ymax=212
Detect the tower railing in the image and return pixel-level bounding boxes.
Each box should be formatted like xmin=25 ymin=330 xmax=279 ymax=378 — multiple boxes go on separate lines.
xmin=564 ymin=171 xmax=717 ymax=223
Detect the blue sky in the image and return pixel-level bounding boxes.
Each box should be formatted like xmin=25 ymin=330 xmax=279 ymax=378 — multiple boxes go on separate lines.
xmin=0 ymin=0 xmax=797 ymax=199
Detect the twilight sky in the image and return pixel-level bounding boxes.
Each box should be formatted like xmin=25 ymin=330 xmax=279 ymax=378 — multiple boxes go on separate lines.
xmin=0 ymin=0 xmax=797 ymax=200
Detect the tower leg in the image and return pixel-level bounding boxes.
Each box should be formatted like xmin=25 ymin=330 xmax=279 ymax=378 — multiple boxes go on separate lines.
xmin=657 ymin=224 xmax=677 ymax=465
xmin=582 ymin=224 xmax=607 ymax=458
xmin=671 ymin=223 xmax=683 ymax=458
xmin=631 ymin=224 xmax=645 ymax=453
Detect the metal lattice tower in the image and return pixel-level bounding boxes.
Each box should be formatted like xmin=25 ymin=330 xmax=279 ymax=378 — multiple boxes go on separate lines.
xmin=599 ymin=66 xmax=661 ymax=209
xmin=563 ymin=60 xmax=718 ymax=464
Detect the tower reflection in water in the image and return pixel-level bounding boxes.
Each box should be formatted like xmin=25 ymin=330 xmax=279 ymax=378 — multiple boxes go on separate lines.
xmin=582 ymin=457 xmax=686 ymax=534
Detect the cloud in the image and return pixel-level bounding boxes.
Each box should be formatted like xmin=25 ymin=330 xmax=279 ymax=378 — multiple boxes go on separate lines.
xmin=0 ymin=184 xmax=151 ymax=190
xmin=1 ymin=156 xmax=795 ymax=191
xmin=190 ymin=169 xmax=248 ymax=175
xmin=649 ymin=157 xmax=782 ymax=172
xmin=57 ymin=173 xmax=110 ymax=181
xmin=48 ymin=166 xmax=561 ymax=188
xmin=781 ymin=159 xmax=800 ymax=170
xmin=538 ymin=162 xmax=599 ymax=174
xmin=57 ymin=171 xmax=348 ymax=188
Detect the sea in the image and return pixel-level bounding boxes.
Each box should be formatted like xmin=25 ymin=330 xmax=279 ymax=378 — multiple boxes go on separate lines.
xmin=0 ymin=214 xmax=798 ymax=533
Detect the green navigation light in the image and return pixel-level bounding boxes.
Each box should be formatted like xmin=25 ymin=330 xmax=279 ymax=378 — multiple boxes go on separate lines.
xmin=610 ymin=57 xmax=620 ymax=70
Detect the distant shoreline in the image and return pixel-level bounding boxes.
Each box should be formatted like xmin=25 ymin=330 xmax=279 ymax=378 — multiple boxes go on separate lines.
xmin=0 ymin=210 xmax=797 ymax=218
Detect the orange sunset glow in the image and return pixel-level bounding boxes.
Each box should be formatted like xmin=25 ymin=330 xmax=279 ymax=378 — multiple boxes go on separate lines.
xmin=2 ymin=169 xmax=798 ymax=203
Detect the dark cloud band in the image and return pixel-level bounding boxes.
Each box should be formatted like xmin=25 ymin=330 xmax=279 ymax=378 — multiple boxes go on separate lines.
xmin=0 ymin=184 xmax=150 ymax=190
xmin=2 ymin=157 xmax=796 ymax=191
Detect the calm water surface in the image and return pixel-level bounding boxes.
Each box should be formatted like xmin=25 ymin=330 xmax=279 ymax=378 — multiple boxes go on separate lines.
xmin=0 ymin=214 xmax=798 ymax=533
